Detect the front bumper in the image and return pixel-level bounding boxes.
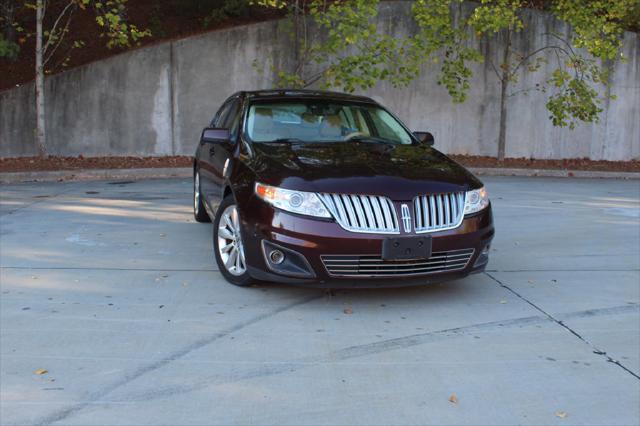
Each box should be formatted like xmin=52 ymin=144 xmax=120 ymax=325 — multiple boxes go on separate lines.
xmin=240 ymin=199 xmax=494 ymax=288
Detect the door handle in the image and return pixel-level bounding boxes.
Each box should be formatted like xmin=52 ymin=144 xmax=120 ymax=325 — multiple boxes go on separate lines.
xmin=209 ymin=146 xmax=215 ymax=156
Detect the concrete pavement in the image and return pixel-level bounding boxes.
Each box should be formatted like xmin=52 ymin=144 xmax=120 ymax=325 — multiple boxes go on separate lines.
xmin=0 ymin=177 xmax=638 ymax=425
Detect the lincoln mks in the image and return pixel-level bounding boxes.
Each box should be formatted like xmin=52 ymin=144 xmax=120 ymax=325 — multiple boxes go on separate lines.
xmin=193 ymin=90 xmax=494 ymax=287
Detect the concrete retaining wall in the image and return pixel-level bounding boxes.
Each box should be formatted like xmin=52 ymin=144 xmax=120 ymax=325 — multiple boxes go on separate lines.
xmin=1 ymin=2 xmax=638 ymax=160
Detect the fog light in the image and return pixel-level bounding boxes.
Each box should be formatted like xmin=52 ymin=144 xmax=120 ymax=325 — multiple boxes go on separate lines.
xmin=269 ymin=249 xmax=285 ymax=264
xmin=261 ymin=240 xmax=316 ymax=278
xmin=474 ymin=244 xmax=490 ymax=268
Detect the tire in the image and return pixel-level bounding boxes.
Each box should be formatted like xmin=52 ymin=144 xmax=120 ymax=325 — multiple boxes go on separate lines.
xmin=193 ymin=170 xmax=211 ymax=223
xmin=213 ymin=194 xmax=253 ymax=287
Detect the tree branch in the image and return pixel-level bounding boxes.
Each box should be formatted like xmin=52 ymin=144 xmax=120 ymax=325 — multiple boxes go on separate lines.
xmin=44 ymin=5 xmax=75 ymax=66
xmin=511 ymin=45 xmax=572 ymax=75
xmin=302 ymin=66 xmax=330 ymax=87
xmin=488 ymin=58 xmax=502 ymax=81
xmin=43 ymin=0 xmax=76 ymax=56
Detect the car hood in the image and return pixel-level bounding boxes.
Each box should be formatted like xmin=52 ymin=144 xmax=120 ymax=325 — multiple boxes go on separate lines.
xmin=246 ymin=141 xmax=482 ymax=200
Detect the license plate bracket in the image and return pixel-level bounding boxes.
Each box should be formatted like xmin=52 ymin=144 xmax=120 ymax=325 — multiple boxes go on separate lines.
xmin=382 ymin=236 xmax=432 ymax=261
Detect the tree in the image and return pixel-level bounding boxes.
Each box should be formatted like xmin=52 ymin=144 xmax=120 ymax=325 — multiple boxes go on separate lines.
xmin=27 ymin=0 xmax=150 ymax=156
xmin=257 ymin=0 xmax=634 ymax=161
xmin=252 ymin=0 xmax=422 ymax=92
xmin=411 ymin=0 xmax=634 ymax=160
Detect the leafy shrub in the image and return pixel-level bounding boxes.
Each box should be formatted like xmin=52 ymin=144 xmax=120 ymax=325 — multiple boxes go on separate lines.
xmin=0 ymin=34 xmax=19 ymax=60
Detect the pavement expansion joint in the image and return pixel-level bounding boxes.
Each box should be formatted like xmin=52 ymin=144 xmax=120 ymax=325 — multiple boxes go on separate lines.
xmin=485 ymin=272 xmax=640 ymax=381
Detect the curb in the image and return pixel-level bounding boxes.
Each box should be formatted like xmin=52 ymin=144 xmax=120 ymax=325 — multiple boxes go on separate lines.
xmin=1 ymin=166 xmax=638 ymax=184
xmin=0 ymin=167 xmax=192 ymax=184
xmin=469 ymin=167 xmax=640 ymax=180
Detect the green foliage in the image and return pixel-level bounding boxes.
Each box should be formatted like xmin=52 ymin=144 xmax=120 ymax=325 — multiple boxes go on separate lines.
xmin=412 ymin=0 xmax=483 ymax=102
xmin=546 ymin=76 xmax=602 ymax=129
xmin=253 ymin=0 xmax=420 ymax=93
xmin=411 ymin=0 xmax=631 ymax=129
xmin=0 ymin=34 xmax=20 ymax=60
xmin=90 ymin=0 xmax=151 ymax=49
xmin=553 ymin=0 xmax=636 ymax=60
xmin=467 ymin=0 xmax=523 ymax=34
xmin=18 ymin=0 xmax=151 ymax=71
xmin=148 ymin=3 xmax=166 ymax=38
xmin=204 ymin=0 xmax=250 ymax=27
xmin=621 ymin=0 xmax=640 ymax=32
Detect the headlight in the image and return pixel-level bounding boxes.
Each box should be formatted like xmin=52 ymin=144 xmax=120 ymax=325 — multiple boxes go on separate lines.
xmin=464 ymin=187 xmax=489 ymax=214
xmin=255 ymin=183 xmax=331 ymax=218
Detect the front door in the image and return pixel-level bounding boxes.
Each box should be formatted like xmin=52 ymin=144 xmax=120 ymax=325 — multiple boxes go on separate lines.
xmin=200 ymin=98 xmax=241 ymax=213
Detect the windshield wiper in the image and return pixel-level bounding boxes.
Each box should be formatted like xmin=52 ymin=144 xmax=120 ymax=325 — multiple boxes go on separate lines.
xmin=348 ymin=136 xmax=397 ymax=145
xmin=265 ymin=138 xmax=306 ymax=144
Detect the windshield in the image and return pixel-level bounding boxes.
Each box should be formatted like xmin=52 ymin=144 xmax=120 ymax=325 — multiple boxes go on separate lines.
xmin=244 ymin=100 xmax=414 ymax=145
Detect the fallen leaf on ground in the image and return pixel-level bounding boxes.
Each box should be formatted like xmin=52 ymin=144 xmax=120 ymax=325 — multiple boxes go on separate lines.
xmin=343 ymin=307 xmax=353 ymax=315
xmin=34 ymin=369 xmax=48 ymax=375
xmin=555 ymin=411 xmax=567 ymax=419
xmin=449 ymin=394 xmax=458 ymax=404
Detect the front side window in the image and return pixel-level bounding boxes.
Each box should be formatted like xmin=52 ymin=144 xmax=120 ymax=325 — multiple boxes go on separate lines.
xmin=244 ymin=100 xmax=413 ymax=145
xmin=211 ymin=101 xmax=233 ymax=127
xmin=224 ymin=99 xmax=242 ymax=140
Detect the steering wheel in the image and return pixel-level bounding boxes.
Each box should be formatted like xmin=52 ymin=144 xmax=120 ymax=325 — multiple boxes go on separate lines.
xmin=344 ymin=131 xmax=368 ymax=141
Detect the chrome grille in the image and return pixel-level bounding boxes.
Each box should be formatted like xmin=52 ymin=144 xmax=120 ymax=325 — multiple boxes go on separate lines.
xmin=321 ymin=248 xmax=474 ymax=277
xmin=319 ymin=193 xmax=399 ymax=234
xmin=413 ymin=192 xmax=465 ymax=233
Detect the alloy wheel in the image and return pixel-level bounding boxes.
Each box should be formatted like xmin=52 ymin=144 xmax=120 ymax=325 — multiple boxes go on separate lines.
xmin=217 ymin=204 xmax=246 ymax=276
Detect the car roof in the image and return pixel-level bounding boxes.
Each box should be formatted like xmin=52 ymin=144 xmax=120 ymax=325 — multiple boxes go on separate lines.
xmin=237 ymin=89 xmax=378 ymax=104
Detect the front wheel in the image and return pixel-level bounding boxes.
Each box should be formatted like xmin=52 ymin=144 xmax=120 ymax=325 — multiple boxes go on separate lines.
xmin=213 ymin=195 xmax=253 ymax=287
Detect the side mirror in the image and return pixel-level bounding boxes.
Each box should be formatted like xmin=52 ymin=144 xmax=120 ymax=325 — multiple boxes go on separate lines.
xmin=201 ymin=128 xmax=230 ymax=144
xmin=413 ymin=131 xmax=434 ymax=146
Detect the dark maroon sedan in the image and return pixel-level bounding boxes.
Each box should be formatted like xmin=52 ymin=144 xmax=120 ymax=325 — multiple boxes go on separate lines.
xmin=193 ymin=90 xmax=494 ymax=287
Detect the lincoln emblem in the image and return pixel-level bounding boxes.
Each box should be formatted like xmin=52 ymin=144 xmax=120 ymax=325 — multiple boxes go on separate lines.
xmin=401 ymin=204 xmax=412 ymax=233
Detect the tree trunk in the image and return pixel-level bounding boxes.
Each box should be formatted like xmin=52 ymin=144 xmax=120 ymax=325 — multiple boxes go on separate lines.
xmin=292 ymin=0 xmax=304 ymax=86
xmin=497 ymin=29 xmax=511 ymax=162
xmin=35 ymin=0 xmax=46 ymax=157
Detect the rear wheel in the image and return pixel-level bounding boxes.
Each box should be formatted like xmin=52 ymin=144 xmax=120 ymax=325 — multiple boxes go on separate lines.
xmin=193 ymin=170 xmax=211 ymax=223
xmin=213 ymin=195 xmax=253 ymax=287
